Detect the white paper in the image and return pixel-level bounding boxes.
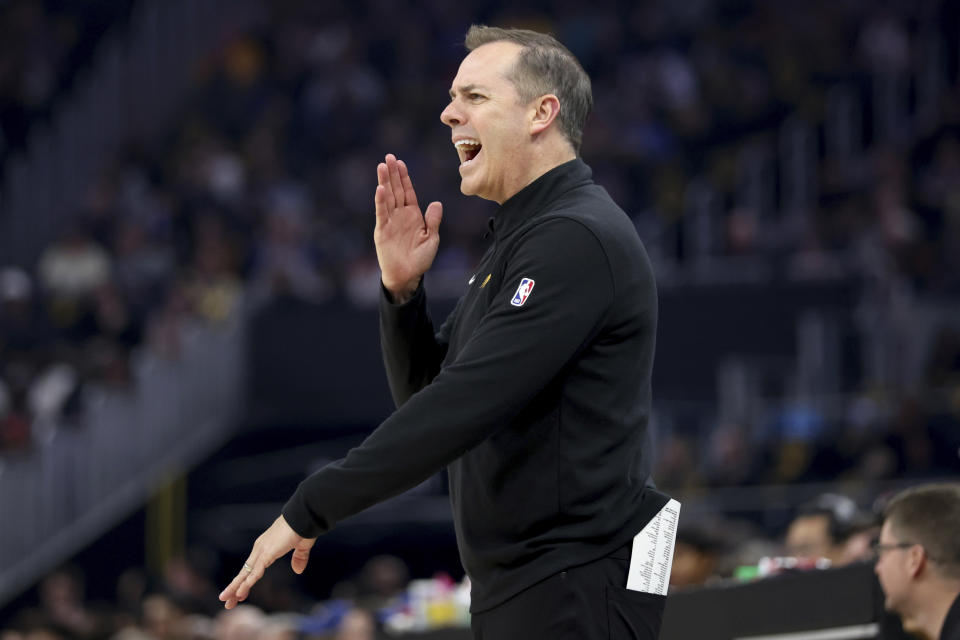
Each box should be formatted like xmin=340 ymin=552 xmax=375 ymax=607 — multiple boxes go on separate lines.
xmin=626 ymin=498 xmax=681 ymax=595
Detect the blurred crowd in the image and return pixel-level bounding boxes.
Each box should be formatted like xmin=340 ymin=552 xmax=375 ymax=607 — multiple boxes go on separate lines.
xmin=0 ymin=0 xmax=134 ymax=168
xmin=2 ymin=550 xmax=432 ymax=640
xmin=1 ymin=0 xmax=958 ymax=453
xmin=1 ymin=0 xmax=960 ymax=633
xmin=0 ymin=488 xmax=904 ymax=640
xmin=0 ymin=549 xmax=469 ymax=640
xmin=653 ymin=373 xmax=960 ymax=491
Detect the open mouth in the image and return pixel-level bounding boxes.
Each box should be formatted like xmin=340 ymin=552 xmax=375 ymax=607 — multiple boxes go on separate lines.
xmin=454 ymin=138 xmax=482 ymax=167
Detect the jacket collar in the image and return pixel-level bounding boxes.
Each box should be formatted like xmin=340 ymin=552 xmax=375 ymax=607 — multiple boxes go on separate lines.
xmin=942 ymin=591 xmax=960 ymax=640
xmin=488 ymin=159 xmax=593 ymax=241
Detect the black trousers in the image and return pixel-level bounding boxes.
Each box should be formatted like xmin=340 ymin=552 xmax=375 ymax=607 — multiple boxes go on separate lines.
xmin=470 ymin=545 xmax=666 ymax=640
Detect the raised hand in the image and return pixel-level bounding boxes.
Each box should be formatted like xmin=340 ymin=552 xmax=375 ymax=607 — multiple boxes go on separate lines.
xmin=374 ymin=154 xmax=443 ymax=303
xmin=218 ymin=516 xmax=316 ymax=609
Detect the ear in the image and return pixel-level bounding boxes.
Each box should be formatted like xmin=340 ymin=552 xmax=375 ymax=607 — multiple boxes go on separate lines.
xmin=529 ymin=94 xmax=561 ymax=136
xmin=906 ymin=544 xmax=927 ymax=579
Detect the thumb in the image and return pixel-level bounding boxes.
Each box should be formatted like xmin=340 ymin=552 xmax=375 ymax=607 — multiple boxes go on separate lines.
xmin=291 ymin=543 xmax=313 ymax=574
xmin=424 ymin=201 xmax=443 ymax=235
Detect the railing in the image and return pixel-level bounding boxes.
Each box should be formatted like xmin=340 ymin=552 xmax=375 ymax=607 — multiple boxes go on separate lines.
xmin=0 ymin=309 xmax=246 ymax=608
xmin=0 ymin=0 xmax=265 ymax=267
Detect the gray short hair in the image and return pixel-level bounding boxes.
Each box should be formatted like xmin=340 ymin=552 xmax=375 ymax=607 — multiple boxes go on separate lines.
xmin=465 ymin=25 xmax=593 ymax=154
xmin=884 ymin=483 xmax=960 ymax=579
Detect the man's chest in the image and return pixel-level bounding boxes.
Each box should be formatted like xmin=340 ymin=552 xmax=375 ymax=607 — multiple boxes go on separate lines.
xmin=445 ymin=245 xmax=507 ymax=362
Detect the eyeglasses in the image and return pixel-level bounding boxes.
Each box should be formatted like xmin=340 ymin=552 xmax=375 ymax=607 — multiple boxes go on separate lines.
xmin=871 ymin=541 xmax=916 ymax=556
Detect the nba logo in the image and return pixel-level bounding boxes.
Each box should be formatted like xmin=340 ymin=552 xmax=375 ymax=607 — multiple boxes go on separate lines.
xmin=511 ymin=278 xmax=535 ymax=307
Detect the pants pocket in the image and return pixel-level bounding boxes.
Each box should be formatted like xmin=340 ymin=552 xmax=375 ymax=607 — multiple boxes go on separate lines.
xmin=605 ymin=586 xmax=666 ymax=640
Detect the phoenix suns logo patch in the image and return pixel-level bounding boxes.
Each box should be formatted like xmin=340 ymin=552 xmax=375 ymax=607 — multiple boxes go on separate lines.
xmin=510 ymin=278 xmax=535 ymax=307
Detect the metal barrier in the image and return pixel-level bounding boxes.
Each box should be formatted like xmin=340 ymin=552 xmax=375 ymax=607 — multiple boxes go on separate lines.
xmin=0 ymin=309 xmax=246 ymax=607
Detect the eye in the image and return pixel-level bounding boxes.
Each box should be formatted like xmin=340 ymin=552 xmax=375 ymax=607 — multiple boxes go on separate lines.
xmin=468 ymin=93 xmax=484 ymax=101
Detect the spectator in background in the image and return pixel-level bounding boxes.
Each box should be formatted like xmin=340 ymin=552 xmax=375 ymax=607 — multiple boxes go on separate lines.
xmin=186 ymin=214 xmax=243 ymax=324
xmin=259 ymin=618 xmax=298 ymax=640
xmin=669 ymin=523 xmax=729 ymax=589
xmin=248 ymin=187 xmax=331 ymax=307
xmin=333 ymin=608 xmax=376 ymax=640
xmin=113 ymin=568 xmax=148 ymax=630
xmin=874 ymin=483 xmax=960 ymax=640
xmin=0 ymin=267 xmax=45 ymax=451
xmin=160 ymin=552 xmax=221 ymax=617
xmin=703 ymin=422 xmax=763 ymax=486
xmin=346 ymin=555 xmax=410 ymax=613
xmin=37 ymin=228 xmax=111 ymax=303
xmin=785 ymin=493 xmax=877 ymax=567
xmin=36 ymin=226 xmax=114 ymax=367
xmin=36 ymin=567 xmax=100 ymax=639
xmin=784 ymin=494 xmax=854 ymax=564
xmin=139 ymin=593 xmax=184 ymax=640
xmin=214 ymin=604 xmax=267 ymax=640
xmin=112 ymin=219 xmax=176 ymax=319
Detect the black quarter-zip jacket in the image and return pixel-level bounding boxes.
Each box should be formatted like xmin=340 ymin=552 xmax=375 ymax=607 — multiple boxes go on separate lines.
xmin=283 ymin=158 xmax=668 ymax=612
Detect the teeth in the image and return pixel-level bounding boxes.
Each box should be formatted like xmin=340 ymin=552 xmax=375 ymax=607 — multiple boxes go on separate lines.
xmin=454 ymin=139 xmax=481 ymax=149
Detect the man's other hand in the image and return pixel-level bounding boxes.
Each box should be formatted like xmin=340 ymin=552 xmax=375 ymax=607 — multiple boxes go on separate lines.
xmin=218 ymin=516 xmax=316 ymax=609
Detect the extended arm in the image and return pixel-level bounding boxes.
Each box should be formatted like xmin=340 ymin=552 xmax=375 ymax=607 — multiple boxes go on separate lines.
xmin=283 ymin=219 xmax=615 ymax=537
xmin=222 ymin=220 xmax=614 ymax=608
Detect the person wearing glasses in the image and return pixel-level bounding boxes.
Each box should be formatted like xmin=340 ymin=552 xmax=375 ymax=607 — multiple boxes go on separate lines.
xmin=874 ymin=483 xmax=960 ymax=640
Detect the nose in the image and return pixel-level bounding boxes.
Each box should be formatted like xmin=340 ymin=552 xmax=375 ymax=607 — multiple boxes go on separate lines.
xmin=441 ymin=100 xmax=462 ymax=127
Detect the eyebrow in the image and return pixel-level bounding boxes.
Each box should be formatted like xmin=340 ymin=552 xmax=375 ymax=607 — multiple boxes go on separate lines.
xmin=448 ymin=84 xmax=488 ymax=99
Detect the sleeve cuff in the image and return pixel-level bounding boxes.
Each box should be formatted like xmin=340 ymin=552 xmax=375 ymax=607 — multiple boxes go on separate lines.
xmin=380 ymin=278 xmax=424 ymax=307
xmin=281 ymin=484 xmax=326 ymax=539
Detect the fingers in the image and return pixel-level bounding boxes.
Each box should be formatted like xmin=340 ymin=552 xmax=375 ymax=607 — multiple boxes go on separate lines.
xmin=424 ymin=201 xmax=443 ymax=236
xmin=220 ymin=517 xmax=313 ymax=609
xmin=219 ymin=571 xmax=244 ymax=609
xmin=219 ymin=552 xmax=268 ymax=609
xmin=375 ymin=184 xmax=388 ymax=226
xmin=219 ymin=559 xmax=255 ymax=609
xmin=377 ymin=162 xmax=395 ymax=211
xmin=219 ymin=539 xmax=278 ymax=608
xmin=386 ymin=154 xmax=405 ymax=208
xmin=236 ymin=551 xmax=274 ymax=604
xmin=291 ymin=545 xmax=311 ymax=575
xmin=375 ymin=155 xmax=427 ymax=233
xmin=397 ymin=160 xmax=419 ymax=209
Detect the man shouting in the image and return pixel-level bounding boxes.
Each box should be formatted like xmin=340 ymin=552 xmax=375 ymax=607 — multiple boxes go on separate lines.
xmin=221 ymin=25 xmax=671 ymax=640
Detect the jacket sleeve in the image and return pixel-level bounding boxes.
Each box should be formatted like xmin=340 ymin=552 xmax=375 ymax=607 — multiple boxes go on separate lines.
xmin=378 ymin=280 xmax=463 ymax=407
xmin=283 ymin=218 xmax=616 ymax=537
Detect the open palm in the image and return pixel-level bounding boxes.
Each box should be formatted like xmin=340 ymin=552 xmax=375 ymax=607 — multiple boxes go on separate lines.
xmin=374 ymin=154 xmax=443 ymax=301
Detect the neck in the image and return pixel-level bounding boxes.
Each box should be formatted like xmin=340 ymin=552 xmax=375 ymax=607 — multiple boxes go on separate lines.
xmin=902 ymin=582 xmax=960 ymax=640
xmin=498 ymin=138 xmax=577 ymax=204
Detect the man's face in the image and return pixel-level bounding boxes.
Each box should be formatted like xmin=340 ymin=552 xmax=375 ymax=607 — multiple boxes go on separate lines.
xmin=785 ymin=514 xmax=839 ymax=563
xmin=441 ymin=41 xmax=536 ymax=204
xmin=874 ymin=520 xmax=914 ymax=614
